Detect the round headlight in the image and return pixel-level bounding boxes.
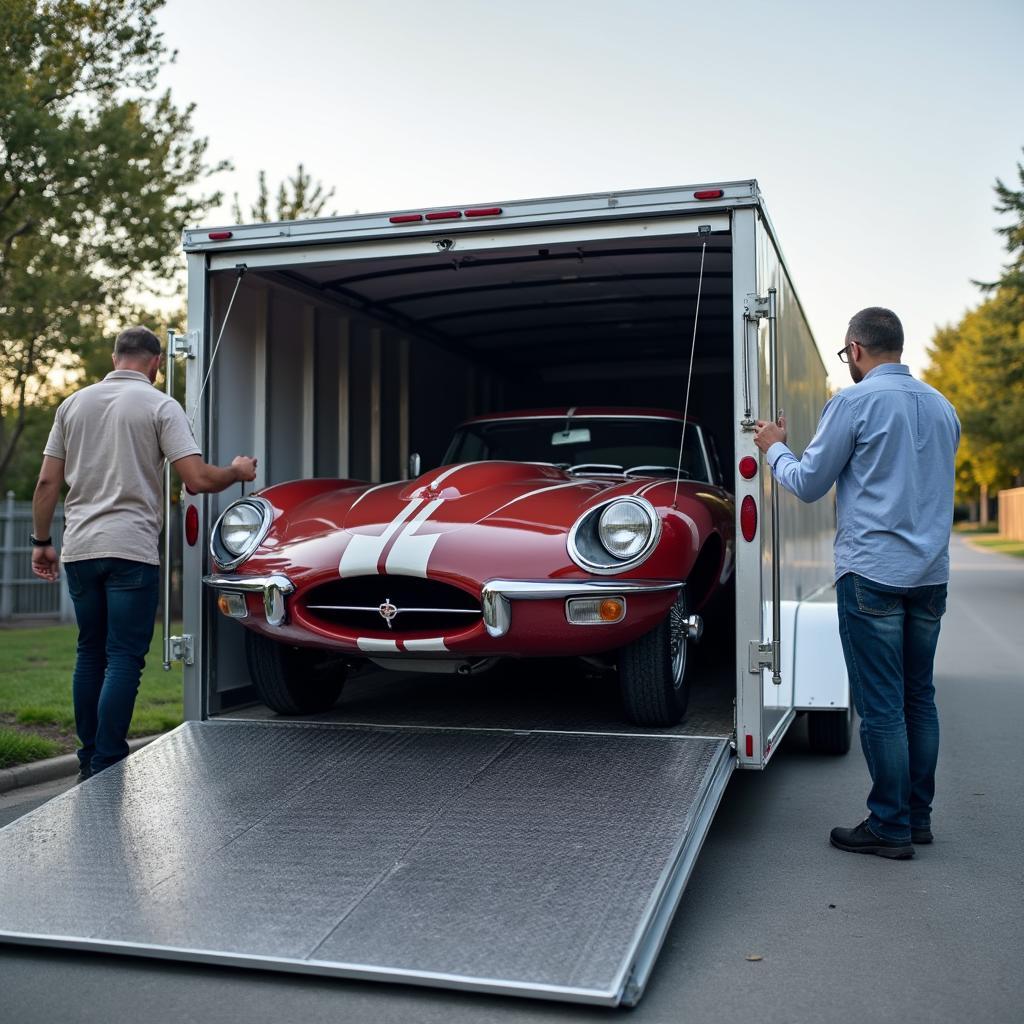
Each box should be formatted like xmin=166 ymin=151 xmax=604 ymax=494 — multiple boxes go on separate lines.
xmin=598 ymin=500 xmax=653 ymax=560
xmin=220 ymin=502 xmax=264 ymax=555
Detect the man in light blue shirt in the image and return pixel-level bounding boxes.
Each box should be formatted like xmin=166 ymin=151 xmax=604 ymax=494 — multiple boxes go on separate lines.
xmin=755 ymin=307 xmax=960 ymax=860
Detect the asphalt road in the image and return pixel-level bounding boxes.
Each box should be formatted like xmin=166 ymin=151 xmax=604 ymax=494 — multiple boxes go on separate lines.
xmin=1 ymin=534 xmax=1021 ymax=1024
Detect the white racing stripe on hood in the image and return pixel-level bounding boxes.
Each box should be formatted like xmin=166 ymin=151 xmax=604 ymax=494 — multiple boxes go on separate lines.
xmin=384 ymin=497 xmax=445 ymax=577
xmin=341 ymin=463 xmax=553 ymax=580
xmin=426 ymin=461 xmax=488 ymax=489
xmin=339 ymin=498 xmax=425 ymax=576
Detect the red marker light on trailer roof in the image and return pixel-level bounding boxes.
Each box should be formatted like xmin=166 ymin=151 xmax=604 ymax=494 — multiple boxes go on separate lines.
xmin=464 ymin=207 xmax=502 ymax=217
xmin=389 ymin=214 xmax=423 ymax=224
xmin=694 ymin=189 xmax=724 ymax=200
xmin=740 ymin=495 xmax=757 ymax=541
xmin=739 ymin=456 xmax=758 ymax=479
xmin=425 ymin=210 xmax=461 ymax=221
xmin=207 ymin=231 xmax=233 ymax=240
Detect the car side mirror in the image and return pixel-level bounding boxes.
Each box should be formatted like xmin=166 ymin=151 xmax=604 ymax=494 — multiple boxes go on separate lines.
xmin=408 ymin=452 xmax=422 ymax=479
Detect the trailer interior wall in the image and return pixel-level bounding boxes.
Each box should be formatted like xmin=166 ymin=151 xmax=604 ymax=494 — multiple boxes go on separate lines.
xmin=195 ymin=221 xmax=738 ymax=714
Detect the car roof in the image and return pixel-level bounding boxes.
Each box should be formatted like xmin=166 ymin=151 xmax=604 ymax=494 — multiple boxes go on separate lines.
xmin=459 ymin=407 xmax=697 ymax=427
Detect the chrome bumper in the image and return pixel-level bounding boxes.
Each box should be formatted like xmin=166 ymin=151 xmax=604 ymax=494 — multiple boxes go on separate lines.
xmin=481 ymin=579 xmax=683 ymax=638
xmin=203 ymin=573 xmax=295 ymax=627
xmin=203 ymin=573 xmax=682 ymax=638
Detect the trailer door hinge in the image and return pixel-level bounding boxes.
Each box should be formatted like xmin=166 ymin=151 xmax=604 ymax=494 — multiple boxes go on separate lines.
xmin=748 ymin=640 xmax=783 ymax=684
xmin=744 ymin=293 xmax=771 ymax=321
xmin=169 ymin=634 xmax=194 ymax=666
xmin=748 ymin=640 xmax=774 ymax=674
xmin=169 ymin=329 xmax=198 ymax=359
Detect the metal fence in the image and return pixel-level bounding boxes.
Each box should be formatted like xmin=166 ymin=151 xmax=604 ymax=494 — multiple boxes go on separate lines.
xmin=998 ymin=487 xmax=1024 ymax=541
xmin=0 ymin=492 xmax=74 ymax=621
xmin=0 ymin=491 xmax=184 ymax=623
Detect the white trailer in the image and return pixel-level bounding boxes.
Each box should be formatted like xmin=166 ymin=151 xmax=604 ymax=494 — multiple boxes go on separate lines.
xmin=0 ymin=180 xmax=850 ymax=1006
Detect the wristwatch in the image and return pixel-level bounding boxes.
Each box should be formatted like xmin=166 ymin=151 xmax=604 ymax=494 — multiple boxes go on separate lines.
xmin=30 ymin=534 xmax=53 ymax=547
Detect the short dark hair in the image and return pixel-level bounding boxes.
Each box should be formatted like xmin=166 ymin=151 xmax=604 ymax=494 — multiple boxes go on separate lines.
xmin=114 ymin=326 xmax=162 ymax=359
xmin=847 ymin=307 xmax=903 ymax=353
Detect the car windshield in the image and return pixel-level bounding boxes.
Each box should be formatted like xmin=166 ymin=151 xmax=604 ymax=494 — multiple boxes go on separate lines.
xmin=443 ymin=417 xmax=711 ymax=483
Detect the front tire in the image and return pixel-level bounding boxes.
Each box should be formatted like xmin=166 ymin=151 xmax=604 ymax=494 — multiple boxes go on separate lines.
xmin=807 ymin=704 xmax=853 ymax=755
xmin=619 ymin=590 xmax=691 ymax=727
xmin=244 ymin=630 xmax=346 ymax=715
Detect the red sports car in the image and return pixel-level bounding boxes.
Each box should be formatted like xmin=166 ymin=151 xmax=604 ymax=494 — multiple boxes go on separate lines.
xmin=204 ymin=408 xmax=735 ymax=726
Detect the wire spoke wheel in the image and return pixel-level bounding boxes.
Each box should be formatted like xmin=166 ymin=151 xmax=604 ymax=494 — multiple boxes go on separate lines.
xmin=619 ymin=589 xmax=691 ymax=727
xmin=669 ymin=595 xmax=688 ymax=689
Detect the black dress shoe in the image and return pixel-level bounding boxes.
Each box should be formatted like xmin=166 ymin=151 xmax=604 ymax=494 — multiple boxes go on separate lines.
xmin=76 ymin=769 xmax=92 ymax=784
xmin=911 ymin=827 xmax=933 ymax=844
xmin=830 ymin=821 xmax=914 ymax=859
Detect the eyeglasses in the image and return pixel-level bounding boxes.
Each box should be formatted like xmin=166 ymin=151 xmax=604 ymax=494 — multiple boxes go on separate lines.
xmin=837 ymin=344 xmax=852 ymax=364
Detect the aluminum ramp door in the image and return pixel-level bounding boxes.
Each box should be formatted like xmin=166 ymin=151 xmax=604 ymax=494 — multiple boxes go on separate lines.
xmin=0 ymin=720 xmax=733 ymax=1006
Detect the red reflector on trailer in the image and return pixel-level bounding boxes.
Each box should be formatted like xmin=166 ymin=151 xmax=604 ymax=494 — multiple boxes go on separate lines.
xmin=389 ymin=214 xmax=423 ymax=224
xmin=464 ymin=207 xmax=502 ymax=217
xmin=745 ymin=734 xmax=754 ymax=757
xmin=425 ymin=210 xmax=461 ymax=221
xmin=185 ymin=505 xmax=199 ymax=547
xmin=207 ymin=231 xmax=233 ymax=240
xmin=694 ymin=189 xmax=724 ymax=200
xmin=740 ymin=495 xmax=757 ymax=541
xmin=739 ymin=455 xmax=758 ymax=479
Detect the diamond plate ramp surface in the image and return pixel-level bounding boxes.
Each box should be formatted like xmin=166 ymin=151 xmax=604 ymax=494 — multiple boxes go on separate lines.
xmin=0 ymin=721 xmax=729 ymax=1004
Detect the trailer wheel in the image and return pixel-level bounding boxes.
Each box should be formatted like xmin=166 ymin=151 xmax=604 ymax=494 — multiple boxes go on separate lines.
xmin=618 ymin=591 xmax=690 ymax=727
xmin=245 ymin=631 xmax=346 ymax=715
xmin=807 ymin=704 xmax=853 ymax=755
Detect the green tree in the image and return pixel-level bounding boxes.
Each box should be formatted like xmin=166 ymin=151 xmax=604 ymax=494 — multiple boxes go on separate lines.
xmin=231 ymin=164 xmax=337 ymax=224
xmin=925 ymin=150 xmax=1024 ymax=518
xmin=925 ymin=298 xmax=1024 ymax=507
xmin=0 ymin=0 xmax=226 ymax=489
xmin=977 ymin=148 xmax=1024 ymax=316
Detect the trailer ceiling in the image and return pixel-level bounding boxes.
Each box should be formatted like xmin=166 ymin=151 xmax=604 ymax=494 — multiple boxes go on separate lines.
xmin=253 ymin=230 xmax=733 ymax=375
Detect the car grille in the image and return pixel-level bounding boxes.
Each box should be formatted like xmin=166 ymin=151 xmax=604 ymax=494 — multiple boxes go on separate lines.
xmin=301 ymin=576 xmax=481 ymax=634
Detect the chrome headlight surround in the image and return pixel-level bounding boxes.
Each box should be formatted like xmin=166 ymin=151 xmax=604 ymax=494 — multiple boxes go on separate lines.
xmin=209 ymin=496 xmax=273 ymax=572
xmin=567 ymin=496 xmax=661 ymax=575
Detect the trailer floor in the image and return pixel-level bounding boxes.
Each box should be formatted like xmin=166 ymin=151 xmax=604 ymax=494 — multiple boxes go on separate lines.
xmin=223 ymin=656 xmax=736 ymax=738
xmin=0 ymin=719 xmax=732 ymax=1005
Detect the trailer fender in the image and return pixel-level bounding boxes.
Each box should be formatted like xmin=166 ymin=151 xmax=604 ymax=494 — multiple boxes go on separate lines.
xmin=793 ymin=600 xmax=850 ymax=711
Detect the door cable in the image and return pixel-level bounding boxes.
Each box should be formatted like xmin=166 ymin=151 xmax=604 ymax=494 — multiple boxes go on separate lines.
xmin=672 ymin=226 xmax=711 ymax=509
xmin=189 ymin=264 xmax=247 ymax=434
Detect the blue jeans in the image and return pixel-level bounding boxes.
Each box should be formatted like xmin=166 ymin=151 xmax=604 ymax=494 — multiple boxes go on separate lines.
xmin=836 ymin=572 xmax=945 ymax=842
xmin=64 ymin=558 xmax=160 ymax=774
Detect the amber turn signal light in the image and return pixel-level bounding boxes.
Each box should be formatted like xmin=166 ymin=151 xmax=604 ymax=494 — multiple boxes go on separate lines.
xmin=566 ymin=596 xmax=626 ymax=625
xmin=217 ymin=593 xmax=248 ymax=618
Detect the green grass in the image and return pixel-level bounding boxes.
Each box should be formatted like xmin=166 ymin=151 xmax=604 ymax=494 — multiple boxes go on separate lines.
xmin=0 ymin=727 xmax=63 ymax=769
xmin=0 ymin=622 xmax=184 ymax=767
xmin=968 ymin=536 xmax=1024 ymax=558
xmin=953 ymin=522 xmax=999 ymax=534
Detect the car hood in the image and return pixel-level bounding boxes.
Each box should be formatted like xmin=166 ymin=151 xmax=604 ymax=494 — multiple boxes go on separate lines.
xmin=245 ymin=461 xmax=710 ymax=584
xmin=356 ymin=462 xmax=620 ymax=530
xmin=270 ymin=462 xmax=628 ymax=543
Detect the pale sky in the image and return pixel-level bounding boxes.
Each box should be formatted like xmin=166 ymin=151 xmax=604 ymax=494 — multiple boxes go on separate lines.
xmin=156 ymin=0 xmax=1023 ymax=386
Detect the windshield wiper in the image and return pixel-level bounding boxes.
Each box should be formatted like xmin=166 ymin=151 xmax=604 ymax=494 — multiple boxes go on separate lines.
xmin=567 ymin=463 xmax=625 ymax=476
xmin=624 ymin=465 xmax=691 ymax=479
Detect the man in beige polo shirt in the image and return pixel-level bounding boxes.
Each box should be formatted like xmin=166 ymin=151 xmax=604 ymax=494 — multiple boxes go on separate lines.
xmin=31 ymin=326 xmax=256 ymax=779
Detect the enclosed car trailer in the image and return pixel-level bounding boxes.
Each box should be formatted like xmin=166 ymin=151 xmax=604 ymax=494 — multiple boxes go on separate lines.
xmin=0 ymin=180 xmax=849 ymax=1006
